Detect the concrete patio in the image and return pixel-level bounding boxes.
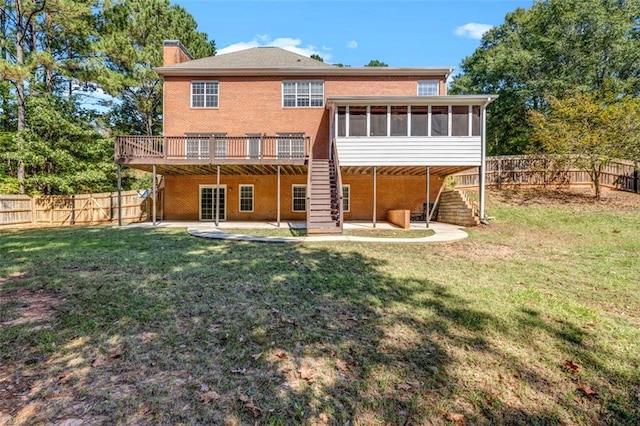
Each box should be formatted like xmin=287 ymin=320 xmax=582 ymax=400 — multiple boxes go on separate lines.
xmin=128 ymin=220 xmax=469 ymax=243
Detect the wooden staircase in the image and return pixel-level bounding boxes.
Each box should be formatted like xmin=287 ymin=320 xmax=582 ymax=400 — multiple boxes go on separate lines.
xmin=435 ymin=190 xmax=480 ymax=227
xmin=306 ymin=158 xmax=342 ymax=234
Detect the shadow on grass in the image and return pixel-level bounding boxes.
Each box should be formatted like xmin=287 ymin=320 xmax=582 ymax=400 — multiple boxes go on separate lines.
xmin=0 ymin=226 xmax=637 ymax=424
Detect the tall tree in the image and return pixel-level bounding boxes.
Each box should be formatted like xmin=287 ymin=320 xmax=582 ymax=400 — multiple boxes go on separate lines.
xmin=451 ymin=0 xmax=640 ymax=155
xmin=0 ymin=0 xmax=98 ymax=193
xmin=529 ymin=93 xmax=640 ymax=199
xmin=98 ymin=0 xmax=215 ymax=136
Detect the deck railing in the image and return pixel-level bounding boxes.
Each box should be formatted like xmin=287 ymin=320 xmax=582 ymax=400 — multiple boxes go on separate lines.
xmin=115 ymin=135 xmax=311 ymax=164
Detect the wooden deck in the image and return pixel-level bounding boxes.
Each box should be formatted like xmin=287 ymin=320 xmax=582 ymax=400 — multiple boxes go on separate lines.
xmin=115 ymin=135 xmax=311 ymax=167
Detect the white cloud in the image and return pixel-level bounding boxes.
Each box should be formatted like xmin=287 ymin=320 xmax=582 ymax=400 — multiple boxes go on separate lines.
xmin=346 ymin=40 xmax=358 ymax=49
xmin=218 ymin=35 xmax=332 ymax=60
xmin=454 ymin=23 xmax=493 ymax=40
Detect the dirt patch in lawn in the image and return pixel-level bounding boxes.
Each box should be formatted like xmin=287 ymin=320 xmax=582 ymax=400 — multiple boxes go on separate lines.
xmin=0 ymin=284 xmax=58 ymax=327
xmin=485 ymin=187 xmax=640 ymax=212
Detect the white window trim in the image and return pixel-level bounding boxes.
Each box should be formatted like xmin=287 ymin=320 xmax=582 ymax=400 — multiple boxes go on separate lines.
xmin=282 ymin=80 xmax=324 ymax=108
xmin=292 ymin=184 xmax=307 ymax=212
xmin=238 ymin=184 xmax=254 ymax=213
xmin=342 ymin=184 xmax=350 ymax=213
xmin=417 ymin=80 xmax=440 ymax=96
xmin=199 ymin=184 xmax=227 ymax=221
xmin=191 ymin=81 xmax=219 ymax=109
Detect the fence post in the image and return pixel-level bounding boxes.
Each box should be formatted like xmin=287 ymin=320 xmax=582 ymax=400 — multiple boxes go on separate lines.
xmin=70 ymin=195 xmax=75 ymax=225
xmin=29 ymin=196 xmax=36 ymax=224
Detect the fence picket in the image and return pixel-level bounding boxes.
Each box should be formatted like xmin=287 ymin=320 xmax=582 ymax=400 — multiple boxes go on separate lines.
xmin=0 ymin=189 xmax=157 ymax=227
xmin=454 ymin=156 xmax=639 ymax=193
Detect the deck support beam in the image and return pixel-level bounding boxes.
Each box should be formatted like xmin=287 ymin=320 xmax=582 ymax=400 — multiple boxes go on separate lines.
xmin=426 ymin=166 xmax=430 ymax=228
xmin=152 ymin=164 xmax=157 ymax=226
xmin=277 ymin=165 xmax=281 ymax=227
xmin=479 ymin=104 xmax=487 ymax=221
xmin=215 ymin=165 xmax=220 ymax=226
xmin=372 ymin=166 xmax=377 ymax=228
xmin=117 ymin=164 xmax=122 ymax=227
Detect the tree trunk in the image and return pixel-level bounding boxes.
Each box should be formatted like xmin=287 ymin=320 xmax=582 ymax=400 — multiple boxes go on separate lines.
xmin=16 ymin=24 xmax=26 ymax=194
xmin=591 ymin=163 xmax=602 ymax=200
xmin=0 ymin=9 xmax=9 ymax=131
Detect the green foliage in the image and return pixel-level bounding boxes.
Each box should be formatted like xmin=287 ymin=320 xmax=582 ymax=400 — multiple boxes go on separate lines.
xmin=1 ymin=96 xmax=116 ymax=195
xmin=364 ymin=59 xmax=388 ymax=67
xmin=99 ymin=0 xmax=215 ymax=136
xmin=451 ymin=0 xmax=640 ymax=155
xmin=0 ymin=0 xmax=215 ymax=193
xmin=310 ymin=54 xmax=324 ymax=62
xmin=529 ymin=93 xmax=640 ymax=198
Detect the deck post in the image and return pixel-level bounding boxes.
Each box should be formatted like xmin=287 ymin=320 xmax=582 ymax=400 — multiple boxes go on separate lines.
xmin=117 ymin=164 xmax=122 ymax=226
xmin=479 ymin=104 xmax=487 ymax=220
xmin=373 ymin=166 xmax=377 ymax=228
xmin=215 ymin=165 xmax=220 ymax=226
xmin=277 ymin=165 xmax=281 ymax=227
xmin=426 ymin=166 xmax=430 ymax=228
xmin=152 ymin=164 xmax=157 ymax=226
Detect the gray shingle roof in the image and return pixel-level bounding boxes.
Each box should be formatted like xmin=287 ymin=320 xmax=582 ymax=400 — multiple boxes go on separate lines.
xmin=165 ymin=47 xmax=336 ymax=69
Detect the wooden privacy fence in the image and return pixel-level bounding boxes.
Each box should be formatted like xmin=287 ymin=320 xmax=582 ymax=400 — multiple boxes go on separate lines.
xmin=453 ymin=156 xmax=639 ymax=193
xmin=0 ymin=190 xmax=161 ymax=228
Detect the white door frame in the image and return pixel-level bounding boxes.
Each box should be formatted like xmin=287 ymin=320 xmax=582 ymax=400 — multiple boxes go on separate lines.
xmin=199 ymin=184 xmax=227 ymax=221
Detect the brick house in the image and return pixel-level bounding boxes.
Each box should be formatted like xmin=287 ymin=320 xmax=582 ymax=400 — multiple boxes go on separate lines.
xmin=115 ymin=40 xmax=496 ymax=233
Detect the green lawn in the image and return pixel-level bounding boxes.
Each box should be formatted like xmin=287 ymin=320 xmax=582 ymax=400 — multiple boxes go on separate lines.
xmin=1 ymin=188 xmax=639 ymax=425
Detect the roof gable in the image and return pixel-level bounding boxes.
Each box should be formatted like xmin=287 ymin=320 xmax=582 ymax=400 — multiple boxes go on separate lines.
xmin=164 ymin=47 xmax=336 ymax=69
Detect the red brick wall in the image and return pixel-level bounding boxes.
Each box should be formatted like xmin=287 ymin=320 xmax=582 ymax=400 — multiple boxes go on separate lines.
xmin=342 ymin=174 xmax=443 ymax=221
xmin=163 ymin=172 xmax=443 ymax=222
xmin=163 ymin=45 xmax=191 ymax=67
xmin=162 ymin=75 xmax=446 ymax=159
xmin=164 ymin=174 xmax=308 ymax=221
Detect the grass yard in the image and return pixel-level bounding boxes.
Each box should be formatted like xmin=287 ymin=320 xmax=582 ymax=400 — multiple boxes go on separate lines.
xmin=1 ymin=188 xmax=639 ymax=425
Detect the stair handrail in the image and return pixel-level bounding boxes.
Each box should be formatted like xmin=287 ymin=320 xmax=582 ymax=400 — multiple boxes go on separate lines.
xmin=332 ymin=138 xmax=344 ymax=231
xmin=306 ymin=136 xmax=314 ymax=231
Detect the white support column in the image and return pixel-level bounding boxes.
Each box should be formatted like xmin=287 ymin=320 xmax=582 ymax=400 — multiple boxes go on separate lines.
xmin=366 ymin=106 xmax=371 ymax=136
xmin=215 ymin=165 xmax=220 ymax=226
xmin=152 ymin=165 xmax=157 ymax=226
xmin=346 ymin=106 xmax=350 ymax=137
xmin=117 ymin=164 xmax=122 ymax=227
xmin=277 ymin=165 xmax=281 ymax=227
xmin=386 ymin=105 xmax=391 ymax=136
xmin=372 ymin=166 xmax=377 ymax=228
xmin=407 ymin=105 xmax=412 ymax=136
xmin=426 ymin=166 xmax=430 ymax=228
xmin=479 ymin=104 xmax=487 ymax=221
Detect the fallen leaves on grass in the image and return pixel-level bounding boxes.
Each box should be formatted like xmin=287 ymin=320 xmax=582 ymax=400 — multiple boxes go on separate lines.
xmin=238 ymin=394 xmax=261 ymax=418
xmin=108 ymin=347 xmax=122 ymax=359
xmin=445 ymin=412 xmax=465 ymax=424
xmin=335 ymin=359 xmax=349 ymax=373
xmin=299 ymin=365 xmax=314 ymax=383
xmin=91 ymin=357 xmax=105 ymax=368
xmin=579 ymin=384 xmax=598 ymax=398
xmin=397 ymin=383 xmax=412 ymax=391
xmin=274 ymin=351 xmax=288 ymax=359
xmin=201 ymin=391 xmax=220 ymax=404
xmin=563 ymin=360 xmax=580 ymax=373
xmin=231 ymin=367 xmax=247 ymax=375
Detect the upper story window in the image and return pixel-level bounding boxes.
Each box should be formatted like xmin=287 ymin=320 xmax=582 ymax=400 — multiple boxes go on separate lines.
xmin=191 ymin=81 xmax=219 ymax=108
xmin=417 ymin=80 xmax=439 ymax=96
xmin=283 ymin=81 xmax=324 ymax=107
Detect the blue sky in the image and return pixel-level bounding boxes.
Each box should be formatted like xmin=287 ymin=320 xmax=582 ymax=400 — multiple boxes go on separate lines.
xmin=173 ymin=0 xmax=534 ymax=70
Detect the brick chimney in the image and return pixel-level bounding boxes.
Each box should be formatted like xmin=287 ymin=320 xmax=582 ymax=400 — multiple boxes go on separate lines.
xmin=163 ymin=40 xmax=193 ymax=66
